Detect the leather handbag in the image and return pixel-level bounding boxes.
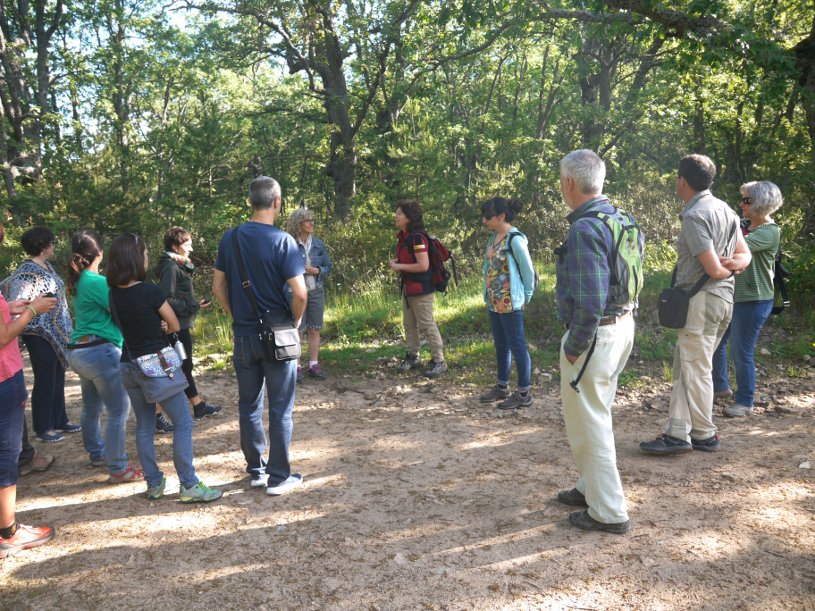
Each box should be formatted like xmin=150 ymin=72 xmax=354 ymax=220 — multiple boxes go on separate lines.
xmin=231 ymin=227 xmax=301 ymax=363
xmin=109 ymin=292 xmax=189 ymax=403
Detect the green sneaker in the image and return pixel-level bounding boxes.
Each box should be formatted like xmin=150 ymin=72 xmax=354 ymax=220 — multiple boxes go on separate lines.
xmin=147 ymin=476 xmax=167 ymax=500
xmin=179 ymin=481 xmax=223 ymax=503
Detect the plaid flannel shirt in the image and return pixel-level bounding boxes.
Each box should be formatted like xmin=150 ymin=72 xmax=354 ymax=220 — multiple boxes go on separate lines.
xmin=555 ymin=196 xmax=642 ymax=357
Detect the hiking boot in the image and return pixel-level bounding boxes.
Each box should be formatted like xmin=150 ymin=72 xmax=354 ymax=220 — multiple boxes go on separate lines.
xmin=396 ymin=352 xmax=421 ymax=374
xmin=557 ymin=488 xmax=588 ymax=506
xmin=714 ymin=388 xmax=734 ymax=401
xmin=497 ymin=390 xmax=532 ymax=410
xmin=639 ymin=433 xmax=693 ymax=455
xmin=193 ymin=401 xmax=223 ymax=420
xmin=691 ymin=434 xmax=721 ymax=452
xmin=108 ymin=462 xmax=145 ymax=484
xmin=423 ymin=360 xmax=448 ymax=379
xmin=0 ymin=524 xmax=55 ymax=558
xmin=568 ymin=510 xmax=631 ymax=534
xmin=90 ymin=456 xmax=107 ymax=468
xmin=19 ymin=450 xmax=55 ymax=476
xmin=147 ymin=476 xmax=167 ymax=500
xmin=723 ymin=404 xmax=753 ymax=418
xmin=155 ymin=413 xmax=175 ymax=434
xmin=180 ymin=481 xmax=223 ymax=503
xmin=266 ymin=473 xmax=303 ymax=496
xmin=54 ymin=423 xmax=81 ymax=434
xmin=296 ymin=365 xmax=304 ymax=384
xmin=480 ymin=384 xmax=511 ymax=403
xmin=35 ymin=431 xmax=64 ymax=443
xmin=307 ymin=364 xmax=328 ymax=380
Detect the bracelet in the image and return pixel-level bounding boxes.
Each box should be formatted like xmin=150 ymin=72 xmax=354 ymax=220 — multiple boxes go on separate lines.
xmin=26 ymin=305 xmax=37 ymax=317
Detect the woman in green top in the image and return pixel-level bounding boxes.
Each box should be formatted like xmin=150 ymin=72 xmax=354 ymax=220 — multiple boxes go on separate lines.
xmin=66 ymin=230 xmax=143 ymax=483
xmin=713 ymin=181 xmax=783 ymax=418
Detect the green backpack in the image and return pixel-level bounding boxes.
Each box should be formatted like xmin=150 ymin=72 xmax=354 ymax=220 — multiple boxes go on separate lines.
xmin=578 ymin=207 xmax=644 ymax=308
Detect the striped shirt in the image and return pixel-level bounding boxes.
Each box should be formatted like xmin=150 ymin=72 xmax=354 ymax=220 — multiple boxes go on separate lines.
xmin=735 ymin=219 xmax=780 ymax=303
xmin=555 ymin=196 xmax=643 ymax=357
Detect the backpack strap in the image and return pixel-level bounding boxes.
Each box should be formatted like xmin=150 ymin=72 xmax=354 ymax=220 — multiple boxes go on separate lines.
xmin=503 ymin=231 xmax=531 ymax=286
xmin=404 ymin=230 xmax=433 ymax=284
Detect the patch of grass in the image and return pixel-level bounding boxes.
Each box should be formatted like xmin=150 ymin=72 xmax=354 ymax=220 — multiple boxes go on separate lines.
xmin=188 ymin=260 xmax=815 ymax=384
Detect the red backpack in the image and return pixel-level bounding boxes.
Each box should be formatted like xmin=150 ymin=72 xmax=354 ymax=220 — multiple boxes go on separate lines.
xmin=406 ymin=230 xmax=458 ymax=294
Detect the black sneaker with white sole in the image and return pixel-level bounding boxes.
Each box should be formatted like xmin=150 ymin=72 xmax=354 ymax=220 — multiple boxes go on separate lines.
xmin=194 ymin=401 xmax=223 ymax=421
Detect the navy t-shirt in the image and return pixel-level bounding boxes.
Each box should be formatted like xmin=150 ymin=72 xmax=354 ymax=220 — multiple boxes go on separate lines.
xmin=214 ymin=222 xmax=305 ymax=336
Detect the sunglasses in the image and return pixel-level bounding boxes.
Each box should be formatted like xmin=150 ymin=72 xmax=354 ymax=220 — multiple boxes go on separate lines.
xmin=740 ymin=197 xmax=752 ymax=205
xmin=303 ymin=219 xmax=316 ymax=224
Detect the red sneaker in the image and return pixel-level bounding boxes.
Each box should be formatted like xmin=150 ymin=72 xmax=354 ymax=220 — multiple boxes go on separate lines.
xmin=0 ymin=524 xmax=55 ymax=558
xmin=107 ymin=462 xmax=145 ymax=484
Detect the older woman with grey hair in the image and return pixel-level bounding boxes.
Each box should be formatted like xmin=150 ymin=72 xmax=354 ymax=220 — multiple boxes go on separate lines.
xmin=285 ymin=208 xmax=332 ymax=383
xmin=713 ymin=181 xmax=783 ymax=417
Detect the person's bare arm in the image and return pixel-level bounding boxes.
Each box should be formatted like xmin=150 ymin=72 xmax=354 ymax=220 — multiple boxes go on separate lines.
xmin=388 ymin=251 xmax=429 ymax=273
xmin=719 ymin=234 xmax=753 ymax=273
xmin=287 ymin=275 xmax=308 ymax=327
xmin=158 ymin=301 xmax=181 ymax=334
xmin=0 ymin=294 xmax=55 ymax=348
xmin=212 ymin=269 xmax=231 ymax=316
xmin=697 ymin=250 xmax=736 ymax=279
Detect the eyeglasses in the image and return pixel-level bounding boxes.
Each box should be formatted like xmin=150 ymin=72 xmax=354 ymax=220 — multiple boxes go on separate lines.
xmin=740 ymin=197 xmax=752 ymax=205
xmin=483 ymin=213 xmax=495 ymax=220
xmin=303 ymin=219 xmax=316 ymax=224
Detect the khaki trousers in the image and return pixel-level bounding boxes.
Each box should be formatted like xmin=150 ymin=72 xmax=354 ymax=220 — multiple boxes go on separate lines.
xmin=560 ymin=315 xmax=635 ymax=524
xmin=402 ymin=293 xmax=444 ymax=363
xmin=665 ymin=291 xmax=733 ymax=442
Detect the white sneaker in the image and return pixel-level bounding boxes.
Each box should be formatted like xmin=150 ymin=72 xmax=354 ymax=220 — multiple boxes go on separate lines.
xmin=251 ymin=474 xmax=269 ymax=487
xmin=723 ymin=403 xmax=754 ymax=418
xmin=266 ymin=473 xmax=303 ymax=496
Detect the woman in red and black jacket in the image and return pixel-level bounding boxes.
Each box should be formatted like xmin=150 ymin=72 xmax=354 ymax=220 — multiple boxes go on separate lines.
xmin=388 ymin=199 xmax=447 ymax=378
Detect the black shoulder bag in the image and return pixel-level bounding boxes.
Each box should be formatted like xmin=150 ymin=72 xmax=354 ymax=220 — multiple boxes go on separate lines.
xmin=231 ymin=226 xmax=301 ymax=363
xmin=658 ymin=221 xmax=738 ymax=329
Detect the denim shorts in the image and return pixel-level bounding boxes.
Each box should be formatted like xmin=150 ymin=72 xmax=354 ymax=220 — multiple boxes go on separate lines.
xmin=290 ymin=286 xmax=325 ymax=332
xmin=0 ymin=370 xmax=29 ymax=486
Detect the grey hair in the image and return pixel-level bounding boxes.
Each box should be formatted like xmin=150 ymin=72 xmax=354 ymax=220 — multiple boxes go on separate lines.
xmin=249 ymin=176 xmax=281 ymax=210
xmin=559 ymin=149 xmax=606 ymax=195
xmin=741 ymin=181 xmax=783 ymax=217
xmin=285 ymin=207 xmax=314 ymax=239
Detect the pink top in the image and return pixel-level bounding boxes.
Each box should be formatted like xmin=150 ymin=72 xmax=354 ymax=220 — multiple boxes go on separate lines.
xmin=0 ymin=295 xmax=24 ymax=383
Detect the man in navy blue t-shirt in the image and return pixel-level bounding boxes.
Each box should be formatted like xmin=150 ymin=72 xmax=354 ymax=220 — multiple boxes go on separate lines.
xmin=213 ymin=176 xmax=307 ymax=496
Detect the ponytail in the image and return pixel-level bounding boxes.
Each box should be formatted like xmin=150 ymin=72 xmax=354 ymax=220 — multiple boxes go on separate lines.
xmin=66 ymin=230 xmax=103 ymax=296
xmin=481 ymin=197 xmax=524 ymax=223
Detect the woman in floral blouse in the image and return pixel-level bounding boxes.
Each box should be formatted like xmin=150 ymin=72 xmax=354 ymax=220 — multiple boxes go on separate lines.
xmin=479 ymin=198 xmax=537 ymax=410
xmin=1 ymin=227 xmax=77 ymax=443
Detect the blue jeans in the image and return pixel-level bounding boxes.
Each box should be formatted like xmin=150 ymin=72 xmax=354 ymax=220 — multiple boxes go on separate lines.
xmin=488 ymin=309 xmax=531 ymax=391
xmin=67 ymin=340 xmax=131 ymax=475
xmin=233 ymin=334 xmax=296 ymax=486
xmin=22 ymin=335 xmax=67 ymax=435
xmin=0 ymin=370 xmax=27 ymax=487
xmin=712 ymin=299 xmax=773 ymax=407
xmin=118 ymin=362 xmax=198 ymax=489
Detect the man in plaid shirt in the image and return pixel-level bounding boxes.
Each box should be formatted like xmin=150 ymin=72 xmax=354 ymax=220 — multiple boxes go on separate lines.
xmin=554 ymin=149 xmax=642 ymax=534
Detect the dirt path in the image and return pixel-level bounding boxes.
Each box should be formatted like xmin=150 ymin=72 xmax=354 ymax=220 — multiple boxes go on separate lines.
xmin=2 ymin=357 xmax=814 ymax=611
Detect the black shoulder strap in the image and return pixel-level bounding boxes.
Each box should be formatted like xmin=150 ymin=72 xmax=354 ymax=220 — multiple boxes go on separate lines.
xmin=231 ymin=226 xmax=263 ymax=326
xmin=405 ymin=229 xmax=429 ymax=257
